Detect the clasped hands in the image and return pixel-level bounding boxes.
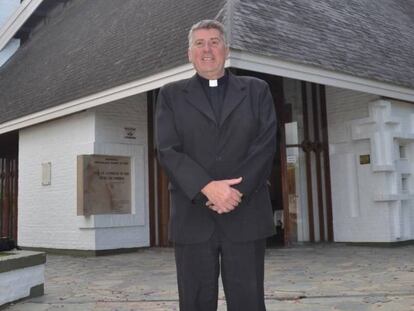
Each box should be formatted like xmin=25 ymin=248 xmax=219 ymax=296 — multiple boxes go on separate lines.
xmin=201 ymin=177 xmax=243 ymax=214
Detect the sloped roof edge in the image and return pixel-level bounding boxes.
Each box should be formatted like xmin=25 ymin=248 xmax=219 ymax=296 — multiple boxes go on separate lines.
xmin=2 ymin=52 xmax=414 ymax=135
xmin=230 ymin=51 xmax=414 ymax=101
xmin=0 ymin=0 xmax=227 ymax=125
xmin=0 ymin=0 xmax=413 ymax=133
xmin=0 ymin=63 xmax=195 ymax=135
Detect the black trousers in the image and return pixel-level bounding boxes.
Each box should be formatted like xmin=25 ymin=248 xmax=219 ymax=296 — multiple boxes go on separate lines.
xmin=174 ymin=227 xmax=267 ymax=311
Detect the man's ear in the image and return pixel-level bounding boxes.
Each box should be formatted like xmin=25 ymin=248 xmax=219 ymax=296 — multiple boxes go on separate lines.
xmin=225 ymin=47 xmax=230 ymax=59
xmin=188 ymin=48 xmax=192 ymax=63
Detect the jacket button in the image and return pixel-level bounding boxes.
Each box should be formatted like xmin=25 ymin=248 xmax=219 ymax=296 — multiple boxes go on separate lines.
xmin=216 ymin=156 xmax=222 ymax=161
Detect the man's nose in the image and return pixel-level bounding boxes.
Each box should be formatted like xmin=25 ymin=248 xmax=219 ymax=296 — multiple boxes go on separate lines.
xmin=202 ymin=42 xmax=213 ymax=51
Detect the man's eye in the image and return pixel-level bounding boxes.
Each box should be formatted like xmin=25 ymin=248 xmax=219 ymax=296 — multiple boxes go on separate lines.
xmin=211 ymin=40 xmax=220 ymax=46
xmin=194 ymin=41 xmax=204 ymax=47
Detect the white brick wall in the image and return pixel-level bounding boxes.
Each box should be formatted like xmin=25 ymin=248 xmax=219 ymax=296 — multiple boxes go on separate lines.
xmin=18 ymin=93 xmax=149 ymax=250
xmin=326 ymin=86 xmax=384 ymax=242
xmin=327 ymin=87 xmax=414 ymax=242
xmin=19 ymin=111 xmax=96 ymax=249
xmin=91 ymin=94 xmax=149 ymax=249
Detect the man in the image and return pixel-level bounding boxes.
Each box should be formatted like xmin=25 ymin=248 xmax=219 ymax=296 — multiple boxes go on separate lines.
xmin=156 ymin=19 xmax=277 ymax=311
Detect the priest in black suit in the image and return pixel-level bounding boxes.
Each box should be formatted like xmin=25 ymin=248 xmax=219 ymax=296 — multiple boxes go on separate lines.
xmin=156 ymin=19 xmax=277 ymax=311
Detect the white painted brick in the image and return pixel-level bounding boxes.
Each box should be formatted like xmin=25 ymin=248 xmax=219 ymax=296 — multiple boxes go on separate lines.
xmin=19 ymin=111 xmax=96 ymax=249
xmin=18 ymin=93 xmax=149 ymax=250
xmin=327 ymin=87 xmax=414 ymax=242
xmin=327 ymin=87 xmax=386 ymax=242
xmin=91 ymin=93 xmax=150 ymax=249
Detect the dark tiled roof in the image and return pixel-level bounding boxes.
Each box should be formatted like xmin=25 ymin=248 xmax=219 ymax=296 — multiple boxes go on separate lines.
xmin=0 ymin=0 xmax=413 ymax=126
xmin=230 ymin=0 xmax=414 ymax=89
xmin=0 ymin=0 xmax=226 ymax=124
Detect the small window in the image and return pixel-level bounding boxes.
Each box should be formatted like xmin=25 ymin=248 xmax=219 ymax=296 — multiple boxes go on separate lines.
xmin=401 ymin=175 xmax=409 ymax=193
xmin=399 ymin=145 xmax=407 ymax=159
xmin=42 ymin=162 xmax=51 ymax=186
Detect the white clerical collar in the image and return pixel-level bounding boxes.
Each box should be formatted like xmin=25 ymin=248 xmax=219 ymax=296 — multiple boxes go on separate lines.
xmin=209 ymin=79 xmax=218 ymax=87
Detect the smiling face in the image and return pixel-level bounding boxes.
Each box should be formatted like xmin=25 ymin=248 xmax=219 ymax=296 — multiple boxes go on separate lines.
xmin=188 ymin=28 xmax=229 ymax=80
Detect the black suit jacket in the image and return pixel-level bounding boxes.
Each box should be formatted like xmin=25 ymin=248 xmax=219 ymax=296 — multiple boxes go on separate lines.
xmin=156 ymin=72 xmax=277 ymax=244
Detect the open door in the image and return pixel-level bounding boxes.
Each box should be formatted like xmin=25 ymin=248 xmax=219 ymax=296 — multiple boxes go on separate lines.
xmin=283 ymin=82 xmax=334 ymax=244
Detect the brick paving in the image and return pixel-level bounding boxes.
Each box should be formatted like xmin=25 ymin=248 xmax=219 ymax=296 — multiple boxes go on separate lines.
xmin=4 ymin=244 xmax=414 ymax=310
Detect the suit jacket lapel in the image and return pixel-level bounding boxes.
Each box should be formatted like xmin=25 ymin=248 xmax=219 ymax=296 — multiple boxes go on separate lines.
xmin=183 ymin=75 xmax=216 ymax=124
xmin=219 ymin=72 xmax=247 ymax=127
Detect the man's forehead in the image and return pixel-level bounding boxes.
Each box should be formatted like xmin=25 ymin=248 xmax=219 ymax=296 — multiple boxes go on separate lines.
xmin=192 ymin=28 xmax=222 ymax=39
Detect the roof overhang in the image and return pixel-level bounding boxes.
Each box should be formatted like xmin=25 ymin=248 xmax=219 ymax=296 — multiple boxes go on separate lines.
xmin=1 ymin=50 xmax=414 ymax=135
xmin=0 ymin=0 xmax=44 ymax=51
xmin=229 ymin=51 xmax=414 ymax=102
xmin=0 ymin=63 xmax=196 ymax=134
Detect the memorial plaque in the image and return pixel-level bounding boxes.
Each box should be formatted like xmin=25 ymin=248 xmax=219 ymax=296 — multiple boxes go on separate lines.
xmin=77 ymin=155 xmax=131 ymax=216
xmin=359 ymin=154 xmax=370 ymax=165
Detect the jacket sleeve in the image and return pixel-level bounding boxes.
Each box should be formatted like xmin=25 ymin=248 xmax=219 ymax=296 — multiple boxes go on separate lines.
xmin=155 ymin=86 xmax=213 ymax=200
xmin=231 ymin=82 xmax=277 ymax=199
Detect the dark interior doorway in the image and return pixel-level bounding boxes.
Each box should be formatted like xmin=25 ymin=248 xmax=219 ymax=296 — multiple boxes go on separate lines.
xmin=148 ymin=90 xmax=171 ymax=247
xmin=0 ymin=131 xmax=18 ymax=242
xmin=234 ymin=68 xmax=286 ymax=247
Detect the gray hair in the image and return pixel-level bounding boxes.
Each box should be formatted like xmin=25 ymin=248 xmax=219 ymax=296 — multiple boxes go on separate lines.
xmin=188 ymin=20 xmax=228 ymax=48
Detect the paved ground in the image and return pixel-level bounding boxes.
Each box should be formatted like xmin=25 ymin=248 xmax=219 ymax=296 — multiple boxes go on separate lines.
xmin=4 ymin=244 xmax=414 ymax=311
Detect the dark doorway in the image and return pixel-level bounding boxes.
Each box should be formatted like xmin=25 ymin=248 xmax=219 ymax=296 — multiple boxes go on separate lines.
xmin=233 ymin=68 xmax=286 ymax=247
xmin=0 ymin=131 xmax=18 ymax=242
xmin=148 ymin=90 xmax=171 ymax=247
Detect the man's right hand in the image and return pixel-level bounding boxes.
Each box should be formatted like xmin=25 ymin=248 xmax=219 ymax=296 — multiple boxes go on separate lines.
xmin=201 ymin=177 xmax=243 ymax=214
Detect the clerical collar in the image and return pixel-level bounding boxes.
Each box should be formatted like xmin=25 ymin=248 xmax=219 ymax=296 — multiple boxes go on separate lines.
xmin=197 ymin=72 xmax=228 ymax=88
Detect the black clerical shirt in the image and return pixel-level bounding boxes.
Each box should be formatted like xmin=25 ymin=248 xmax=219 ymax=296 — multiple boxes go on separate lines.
xmin=192 ymin=72 xmax=229 ymax=203
xmin=196 ymin=71 xmax=229 ymax=122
